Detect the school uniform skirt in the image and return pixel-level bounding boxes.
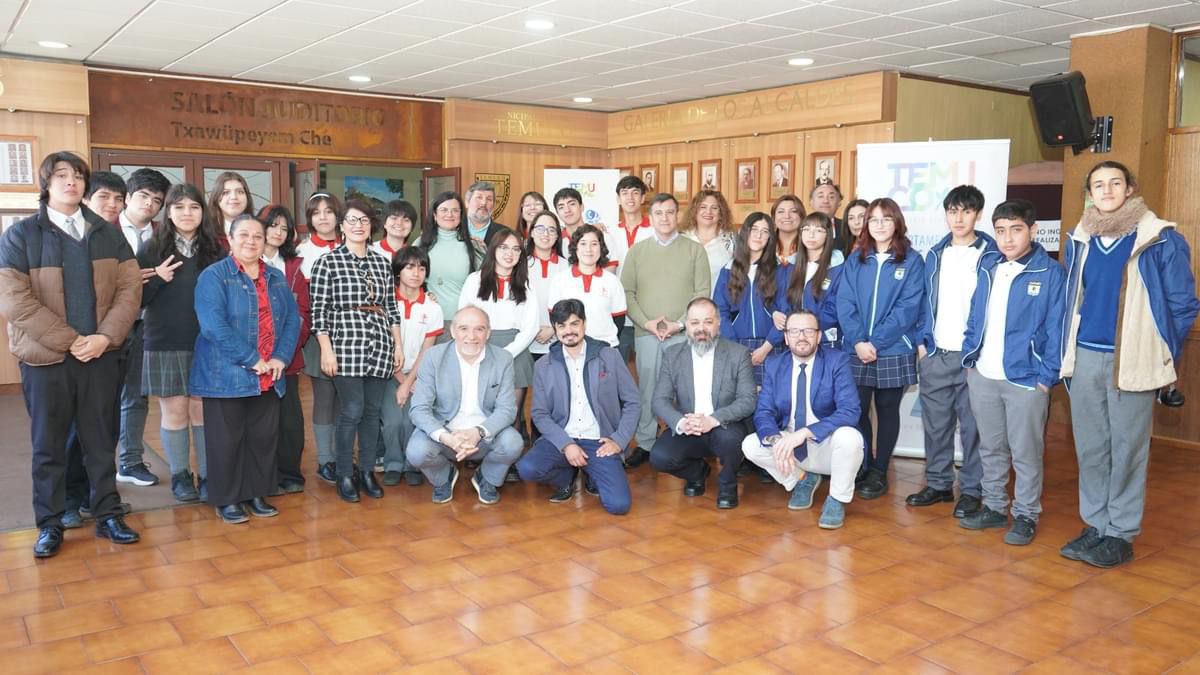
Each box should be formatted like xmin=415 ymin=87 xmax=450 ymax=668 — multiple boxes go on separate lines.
xmin=142 ymin=350 xmax=193 ymax=397
xmin=733 ymin=337 xmax=779 ymax=386
xmin=489 ymin=328 xmax=533 ymax=388
xmin=300 ymin=335 xmax=330 ymax=380
xmin=850 ymin=352 xmax=918 ymax=389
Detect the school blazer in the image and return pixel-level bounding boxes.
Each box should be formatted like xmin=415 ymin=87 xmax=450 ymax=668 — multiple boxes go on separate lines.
xmin=753 ymin=347 xmax=861 ymax=454
xmin=409 ymin=342 xmax=517 ymax=439
xmin=651 ymin=337 xmax=757 ymax=431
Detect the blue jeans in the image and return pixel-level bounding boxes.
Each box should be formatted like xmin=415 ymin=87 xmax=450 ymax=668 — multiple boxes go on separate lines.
xmin=332 ymin=375 xmax=387 ymax=478
xmin=518 ymin=437 xmax=631 ymax=515
xmin=380 ymin=377 xmax=415 ymax=473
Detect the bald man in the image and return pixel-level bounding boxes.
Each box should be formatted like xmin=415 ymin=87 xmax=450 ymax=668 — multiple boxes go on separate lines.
xmin=406 ymin=307 xmax=522 ymax=505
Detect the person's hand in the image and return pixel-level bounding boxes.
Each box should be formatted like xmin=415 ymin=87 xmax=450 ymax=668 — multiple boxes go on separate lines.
xmin=393 ymin=345 xmax=404 ymax=374
xmin=752 ymin=342 xmax=773 ymax=366
xmin=154 ymin=254 xmax=184 ymax=282
xmin=1037 ymin=383 xmax=1050 ymax=394
xmin=694 ymin=415 xmax=719 ymax=434
xmin=251 ymin=358 xmax=270 ymax=375
xmin=772 ymin=311 xmax=787 ymax=331
xmin=396 ymin=379 xmax=415 ymax=406
xmin=534 ymin=326 xmax=555 ymax=344
xmin=678 ymin=414 xmax=700 ymax=436
xmin=452 ymin=427 xmax=483 ymax=460
xmin=917 ymin=344 xmax=928 ymax=361
xmin=666 ymin=320 xmax=684 ymax=338
xmin=265 ymin=358 xmax=286 ymax=381
xmin=854 ymin=341 xmax=877 ymax=364
xmin=70 ymin=334 xmax=111 ymax=362
xmin=771 ymin=437 xmax=795 ymax=477
xmin=597 ymin=438 xmax=622 ymax=458
xmin=320 ymin=348 xmax=338 ymax=377
xmin=140 ymin=267 xmax=157 ymax=285
xmin=644 ymin=317 xmax=669 ymax=341
xmin=564 ymin=443 xmax=588 ymax=467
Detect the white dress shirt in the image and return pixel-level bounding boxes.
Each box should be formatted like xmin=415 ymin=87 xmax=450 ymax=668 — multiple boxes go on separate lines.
xmin=457 ymin=272 xmax=544 ymax=357
xmin=977 ymin=259 xmax=1025 ymax=380
xmin=434 ymin=348 xmax=488 ymax=443
xmin=563 ymin=348 xmax=602 ymax=440
xmin=119 ymin=212 xmax=154 ymax=255
xmin=263 ymin=250 xmax=286 ymax=275
xmin=47 ymin=206 xmax=85 ymax=241
xmin=692 ymin=346 xmax=716 ymax=415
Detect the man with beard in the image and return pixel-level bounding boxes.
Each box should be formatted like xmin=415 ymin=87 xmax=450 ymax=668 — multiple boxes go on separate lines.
xmin=464 ymin=181 xmax=508 ymax=246
xmin=742 ymin=310 xmax=863 ymax=529
xmin=810 ymin=183 xmax=851 ymax=253
xmin=650 ymin=297 xmax=756 ymax=508
xmin=517 ymin=299 xmax=639 ymax=515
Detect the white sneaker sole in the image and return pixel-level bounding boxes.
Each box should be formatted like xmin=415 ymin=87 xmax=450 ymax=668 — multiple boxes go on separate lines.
xmin=432 ymin=469 xmax=459 ymax=504
xmin=116 ymin=474 xmax=156 ymax=487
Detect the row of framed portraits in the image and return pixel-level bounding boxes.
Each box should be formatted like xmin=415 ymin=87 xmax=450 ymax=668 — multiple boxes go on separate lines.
xmin=617 ymin=151 xmax=844 ymax=204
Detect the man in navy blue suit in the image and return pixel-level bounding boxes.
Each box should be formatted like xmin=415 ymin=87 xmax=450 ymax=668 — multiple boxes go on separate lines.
xmin=741 ymin=310 xmax=863 ymax=528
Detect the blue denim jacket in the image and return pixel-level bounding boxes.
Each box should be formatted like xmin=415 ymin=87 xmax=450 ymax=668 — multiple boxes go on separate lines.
xmin=190 ymin=256 xmax=300 ymax=398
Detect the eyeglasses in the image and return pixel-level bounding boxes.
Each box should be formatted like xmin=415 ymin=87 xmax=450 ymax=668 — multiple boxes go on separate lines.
xmin=785 ymin=327 xmax=819 ymax=337
xmin=800 ymin=226 xmax=826 ymax=234
xmin=436 ymin=207 xmax=461 ymax=215
xmin=496 ymin=245 xmax=522 ymax=254
xmin=531 ymin=225 xmax=555 ymax=234
xmin=748 ymin=227 xmax=771 ymax=237
xmin=867 ymin=217 xmax=896 ymax=226
xmin=344 ymin=216 xmax=371 ymax=226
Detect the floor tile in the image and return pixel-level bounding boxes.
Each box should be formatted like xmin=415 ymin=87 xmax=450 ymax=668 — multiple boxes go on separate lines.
xmin=228 ymin=618 xmax=331 ymax=664
xmin=169 ymin=602 xmax=265 ymax=642
xmin=24 ymin=601 xmax=122 ymax=643
xmin=610 ymin=636 xmax=722 ymax=673
xmin=529 ymin=619 xmax=633 ymax=666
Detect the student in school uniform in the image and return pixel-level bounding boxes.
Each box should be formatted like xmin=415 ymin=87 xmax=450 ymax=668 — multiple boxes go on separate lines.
xmin=777 ymin=212 xmax=844 ymax=349
xmin=907 ymin=185 xmax=997 ymax=519
xmin=380 ymin=247 xmax=444 ymax=487
xmin=548 ymin=224 xmax=627 ymax=349
xmin=713 ymin=212 xmax=784 ymax=386
xmin=958 ymin=199 xmax=1065 ymax=546
xmin=609 ymin=176 xmax=654 ymax=360
xmin=371 ymin=199 xmax=416 ymax=260
xmin=525 ymin=210 xmax=566 ymax=362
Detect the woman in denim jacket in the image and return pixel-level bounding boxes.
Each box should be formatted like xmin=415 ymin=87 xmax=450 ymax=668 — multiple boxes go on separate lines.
xmin=191 ymin=214 xmax=300 ymax=524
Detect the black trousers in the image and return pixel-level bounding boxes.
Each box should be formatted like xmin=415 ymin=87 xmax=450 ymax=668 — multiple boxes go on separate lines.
xmin=857 ymin=385 xmax=904 ymax=474
xmin=650 ymin=422 xmax=747 ymax=488
xmin=203 ymin=392 xmax=280 ymax=507
xmin=276 ymin=374 xmax=305 ymax=485
xmin=21 ymin=352 xmax=122 ymax=529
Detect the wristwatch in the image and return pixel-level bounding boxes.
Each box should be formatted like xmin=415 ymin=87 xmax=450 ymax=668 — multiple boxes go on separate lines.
xmin=762 ymin=434 xmax=781 ymax=446
xmin=474 ymin=425 xmax=489 ymax=441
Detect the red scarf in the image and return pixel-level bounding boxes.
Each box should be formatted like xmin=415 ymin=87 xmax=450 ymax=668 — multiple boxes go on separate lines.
xmin=571 ymin=265 xmax=603 ymax=293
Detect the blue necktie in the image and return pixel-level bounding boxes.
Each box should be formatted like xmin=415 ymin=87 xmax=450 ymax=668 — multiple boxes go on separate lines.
xmin=793 ymin=362 xmax=807 ymax=432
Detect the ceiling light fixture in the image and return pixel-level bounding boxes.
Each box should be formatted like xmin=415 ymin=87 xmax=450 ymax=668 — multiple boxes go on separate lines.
xmin=525 ymin=18 xmax=555 ymax=30
xmin=348 ymin=75 xmax=372 ymax=83
xmin=573 ymin=96 xmax=593 ymax=103
xmin=38 ymin=40 xmax=69 ymax=49
xmin=788 ymin=57 xmax=814 ymax=66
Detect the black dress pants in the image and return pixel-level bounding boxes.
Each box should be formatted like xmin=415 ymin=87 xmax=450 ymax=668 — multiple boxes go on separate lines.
xmin=650 ymin=422 xmax=747 ymax=488
xmin=275 ymin=374 xmax=305 ymax=485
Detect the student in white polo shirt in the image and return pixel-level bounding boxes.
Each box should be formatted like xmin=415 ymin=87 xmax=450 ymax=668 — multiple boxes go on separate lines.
xmin=380 ymin=247 xmax=443 ymax=488
xmin=548 ymin=224 xmax=627 ymax=349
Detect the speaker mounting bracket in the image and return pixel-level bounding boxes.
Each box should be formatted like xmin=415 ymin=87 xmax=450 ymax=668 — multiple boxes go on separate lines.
xmin=1081 ymin=115 xmax=1113 ymax=155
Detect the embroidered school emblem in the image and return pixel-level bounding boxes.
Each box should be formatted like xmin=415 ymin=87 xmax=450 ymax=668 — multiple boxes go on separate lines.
xmin=1027 ymin=281 xmax=1041 ymax=296
xmin=821 ymin=278 xmax=832 ymax=290
xmin=474 ymin=172 xmax=511 ymax=221
xmin=894 ymin=268 xmax=905 ymax=280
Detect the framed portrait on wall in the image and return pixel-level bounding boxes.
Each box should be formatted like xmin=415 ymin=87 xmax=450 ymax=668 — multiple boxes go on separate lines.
xmin=0 ymin=136 xmax=38 ymax=192
xmin=735 ymin=158 xmax=759 ymax=204
xmin=767 ymin=154 xmax=794 ymax=200
xmin=698 ymin=158 xmax=720 ymax=192
xmin=617 ymin=166 xmax=634 ymax=178
xmin=639 ymin=163 xmax=660 ymax=192
xmin=811 ymin=151 xmax=840 ymax=188
xmin=670 ymin=163 xmax=691 ymax=203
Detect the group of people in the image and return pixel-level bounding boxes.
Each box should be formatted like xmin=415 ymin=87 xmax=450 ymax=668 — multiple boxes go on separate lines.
xmin=0 ymin=151 xmax=1195 ymax=574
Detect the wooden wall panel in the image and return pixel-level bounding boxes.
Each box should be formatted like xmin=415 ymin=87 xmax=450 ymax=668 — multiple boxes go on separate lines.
xmin=444 ymin=99 xmax=608 ymax=149
xmin=0 ymin=58 xmax=89 ymax=115
xmin=894 ymin=76 xmax=1060 ymax=168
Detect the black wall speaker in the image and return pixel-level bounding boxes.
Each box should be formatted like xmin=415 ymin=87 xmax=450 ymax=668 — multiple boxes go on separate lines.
xmin=1030 ymin=72 xmax=1095 ymax=149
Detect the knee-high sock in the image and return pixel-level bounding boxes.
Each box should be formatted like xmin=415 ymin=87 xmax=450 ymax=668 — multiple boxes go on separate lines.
xmin=160 ymin=427 xmax=190 ymax=476
xmin=314 ymin=423 xmax=335 ymax=465
xmin=191 ymin=425 xmax=207 ymax=479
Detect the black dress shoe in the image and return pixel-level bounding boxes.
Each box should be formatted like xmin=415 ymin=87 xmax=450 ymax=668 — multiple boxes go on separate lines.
xmin=625 ymin=447 xmax=650 ymax=469
xmin=95 ymin=516 xmax=140 ymax=544
xmin=382 ymin=470 xmax=403 ymax=486
xmin=171 ymin=470 xmax=200 ymax=503
xmin=244 ymin=497 xmax=279 ymax=518
xmin=317 ymin=462 xmax=337 ymax=484
xmin=684 ymin=462 xmax=711 ymax=497
xmin=279 ymin=479 xmax=305 ymax=494
xmin=216 ymin=503 xmax=249 ymax=524
xmin=34 ymin=526 xmax=63 ymax=558
xmin=953 ymin=494 xmax=982 ymax=518
xmin=906 ymin=486 xmax=954 ymax=507
xmin=548 ymin=483 xmax=575 ymax=503
xmin=359 ymin=470 xmax=384 ymax=499
xmin=61 ymin=510 xmax=83 ymax=529
xmin=855 ymin=469 xmax=888 ymax=500
xmin=716 ymin=485 xmax=739 ymax=509
xmin=337 ymin=476 xmax=360 ymax=503
xmin=268 ymin=485 xmax=284 ymax=497
xmin=405 ymin=471 xmax=425 ymax=487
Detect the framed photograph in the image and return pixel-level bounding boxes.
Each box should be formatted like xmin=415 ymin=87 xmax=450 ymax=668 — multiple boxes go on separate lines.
xmin=767 ymin=154 xmax=794 ymax=200
xmin=1 ymin=210 xmax=34 ymax=232
xmin=670 ymin=163 xmax=691 ymax=203
xmin=698 ymin=158 xmax=721 ymax=192
xmin=734 ymin=158 xmax=760 ymax=204
xmin=811 ymin=151 xmax=840 ymax=188
xmin=639 ymin=163 xmax=660 ymax=192
xmin=0 ymin=136 xmax=38 ymax=192
xmin=617 ymin=166 xmax=634 ymax=178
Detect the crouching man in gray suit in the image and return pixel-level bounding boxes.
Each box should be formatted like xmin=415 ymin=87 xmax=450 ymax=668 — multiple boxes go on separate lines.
xmin=651 ymin=297 xmax=757 ymax=509
xmin=407 ymin=306 xmax=523 ymax=505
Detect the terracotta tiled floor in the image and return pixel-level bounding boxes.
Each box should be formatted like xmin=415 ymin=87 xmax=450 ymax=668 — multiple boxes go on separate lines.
xmin=2 ymin=418 xmax=1200 ymax=674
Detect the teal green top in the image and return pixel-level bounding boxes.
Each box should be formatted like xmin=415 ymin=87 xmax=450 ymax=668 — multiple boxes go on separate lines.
xmin=427 ymin=228 xmax=474 ymax=320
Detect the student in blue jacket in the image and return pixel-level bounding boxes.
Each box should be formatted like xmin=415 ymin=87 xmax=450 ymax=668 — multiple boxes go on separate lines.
xmin=836 ymin=197 xmax=925 ymax=500
xmin=959 ymin=199 xmax=1065 ymax=546
xmin=714 ymin=212 xmax=785 ymax=385
xmin=777 ymin=212 xmax=844 ymax=348
xmin=1058 ymin=161 xmax=1199 ymax=568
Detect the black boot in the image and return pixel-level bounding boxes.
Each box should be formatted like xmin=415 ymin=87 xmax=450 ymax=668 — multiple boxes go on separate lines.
xmin=244 ymin=497 xmax=279 ymax=518
xmin=359 ymin=470 xmax=384 ymax=499
xmin=337 ymin=476 xmax=360 ymax=503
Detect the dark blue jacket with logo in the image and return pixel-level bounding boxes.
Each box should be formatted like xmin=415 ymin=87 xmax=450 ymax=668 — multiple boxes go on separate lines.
xmin=836 ymin=249 xmax=925 ymax=357
xmin=921 ymin=231 xmax=997 ymax=351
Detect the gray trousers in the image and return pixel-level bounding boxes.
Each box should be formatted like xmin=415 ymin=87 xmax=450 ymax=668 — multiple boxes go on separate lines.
xmin=380 ymin=378 xmax=415 ymax=473
xmin=634 ymin=332 xmax=685 ymax=451
xmin=406 ymin=427 xmax=523 ymax=487
xmin=1068 ymin=348 xmax=1154 ymax=541
xmin=967 ymin=370 xmax=1049 ymax=521
xmin=918 ymin=350 xmax=981 ymax=496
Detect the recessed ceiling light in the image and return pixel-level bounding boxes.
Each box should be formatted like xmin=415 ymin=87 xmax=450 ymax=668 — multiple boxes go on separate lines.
xmin=348 ymin=75 xmax=372 ymax=83
xmin=38 ymin=40 xmax=69 ymax=49
xmin=525 ymin=18 xmax=555 ymax=30
xmin=788 ymin=57 xmax=814 ymax=66
xmin=573 ymin=96 xmax=593 ymax=104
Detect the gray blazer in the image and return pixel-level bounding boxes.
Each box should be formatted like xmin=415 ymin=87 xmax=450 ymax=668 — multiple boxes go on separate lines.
xmin=652 ymin=337 xmax=757 ymax=431
xmin=410 ymin=341 xmax=517 ymax=439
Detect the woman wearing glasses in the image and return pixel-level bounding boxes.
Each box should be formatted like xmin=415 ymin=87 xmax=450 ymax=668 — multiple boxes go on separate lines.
xmin=418 ymin=192 xmax=480 ymax=336
xmin=309 ymin=199 xmax=404 ymax=503
xmin=777 ymin=212 xmax=845 ymax=348
xmin=836 ymin=198 xmax=925 ymax=501
xmin=714 ymin=212 xmax=785 ymax=386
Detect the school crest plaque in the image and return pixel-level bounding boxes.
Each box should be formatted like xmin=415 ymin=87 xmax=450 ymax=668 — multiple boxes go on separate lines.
xmin=474 ymin=172 xmax=511 ymax=221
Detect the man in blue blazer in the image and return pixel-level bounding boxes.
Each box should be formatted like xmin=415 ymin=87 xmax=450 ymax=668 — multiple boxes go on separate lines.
xmin=406 ymin=306 xmax=523 ymax=505
xmin=742 ymin=310 xmax=864 ymax=529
